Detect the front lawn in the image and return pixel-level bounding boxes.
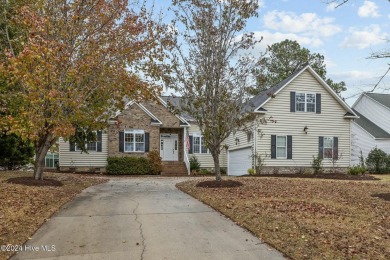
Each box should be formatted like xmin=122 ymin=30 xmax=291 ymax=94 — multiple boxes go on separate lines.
xmin=0 ymin=171 xmax=107 ymax=260
xmin=177 ymin=177 xmax=390 ymax=260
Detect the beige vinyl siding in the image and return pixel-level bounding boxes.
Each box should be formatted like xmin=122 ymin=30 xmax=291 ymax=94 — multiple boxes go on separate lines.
xmin=256 ymin=70 xmax=352 ymax=167
xmin=59 ymin=133 xmax=108 ymax=167
xmin=225 ymin=122 xmax=254 ymax=150
xmin=188 ymin=124 xmax=227 ymax=168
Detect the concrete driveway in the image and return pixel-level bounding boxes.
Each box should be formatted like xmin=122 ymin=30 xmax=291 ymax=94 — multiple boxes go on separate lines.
xmin=12 ymin=177 xmax=285 ymax=260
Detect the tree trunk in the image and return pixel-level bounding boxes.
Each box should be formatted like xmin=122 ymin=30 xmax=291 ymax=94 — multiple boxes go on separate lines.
xmin=33 ymin=134 xmax=53 ymax=180
xmin=211 ymin=151 xmax=221 ymax=182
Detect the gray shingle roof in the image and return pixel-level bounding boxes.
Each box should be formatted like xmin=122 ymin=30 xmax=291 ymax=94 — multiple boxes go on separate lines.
xmin=243 ymin=66 xmax=306 ymax=112
xmin=353 ymin=109 xmax=390 ymax=139
xmin=366 ymin=93 xmax=390 ymax=109
xmin=160 ymin=96 xmax=194 ymax=121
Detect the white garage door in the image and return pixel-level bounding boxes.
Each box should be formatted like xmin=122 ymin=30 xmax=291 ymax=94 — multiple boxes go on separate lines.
xmin=228 ymin=147 xmax=252 ymax=176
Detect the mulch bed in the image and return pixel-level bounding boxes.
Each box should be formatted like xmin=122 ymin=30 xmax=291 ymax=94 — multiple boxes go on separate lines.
xmin=371 ymin=193 xmax=390 ymax=201
xmin=251 ymin=173 xmax=379 ymax=180
xmin=6 ymin=177 xmax=63 ymax=187
xmin=196 ymin=179 xmax=243 ymax=188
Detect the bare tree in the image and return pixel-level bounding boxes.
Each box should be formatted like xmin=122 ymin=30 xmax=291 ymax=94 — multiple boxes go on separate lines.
xmin=164 ymin=0 xmax=261 ymax=181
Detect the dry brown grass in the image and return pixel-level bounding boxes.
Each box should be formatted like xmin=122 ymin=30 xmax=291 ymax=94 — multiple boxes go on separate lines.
xmin=177 ymin=177 xmax=390 ymax=260
xmin=0 ymin=171 xmax=107 ymax=260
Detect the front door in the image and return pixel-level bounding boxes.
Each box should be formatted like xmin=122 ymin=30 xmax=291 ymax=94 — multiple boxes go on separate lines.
xmin=160 ymin=134 xmax=179 ymax=161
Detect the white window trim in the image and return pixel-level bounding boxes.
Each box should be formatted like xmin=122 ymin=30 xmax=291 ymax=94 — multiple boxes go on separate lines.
xmin=296 ymin=93 xmax=316 ymax=113
xmin=276 ymin=135 xmax=287 ymax=159
xmin=323 ymin=137 xmax=334 ymax=159
xmin=193 ymin=134 xmax=209 ymax=154
xmin=124 ymin=129 xmax=145 ymax=153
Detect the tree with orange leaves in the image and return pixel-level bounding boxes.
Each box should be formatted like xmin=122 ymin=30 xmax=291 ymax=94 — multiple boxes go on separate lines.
xmin=0 ymin=0 xmax=169 ymax=179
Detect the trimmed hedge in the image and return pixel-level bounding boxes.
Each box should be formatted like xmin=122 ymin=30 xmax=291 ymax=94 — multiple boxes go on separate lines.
xmin=106 ymin=157 xmax=150 ymax=175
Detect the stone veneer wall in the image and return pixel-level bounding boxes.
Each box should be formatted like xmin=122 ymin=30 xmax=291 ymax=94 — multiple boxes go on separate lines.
xmin=108 ymin=103 xmax=184 ymax=159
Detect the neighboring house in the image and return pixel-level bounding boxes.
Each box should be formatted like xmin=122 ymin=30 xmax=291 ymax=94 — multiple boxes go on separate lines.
xmin=225 ymin=64 xmax=358 ymax=175
xmin=351 ymin=93 xmax=390 ymax=165
xmin=59 ymin=64 xmax=358 ymax=175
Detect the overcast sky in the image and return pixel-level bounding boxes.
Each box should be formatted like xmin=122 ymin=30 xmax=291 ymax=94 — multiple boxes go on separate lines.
xmin=156 ymin=0 xmax=390 ymax=105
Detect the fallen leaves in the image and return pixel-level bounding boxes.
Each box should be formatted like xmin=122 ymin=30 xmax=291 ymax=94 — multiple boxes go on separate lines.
xmin=177 ymin=177 xmax=390 ymax=260
xmin=0 ymin=171 xmax=107 ymax=260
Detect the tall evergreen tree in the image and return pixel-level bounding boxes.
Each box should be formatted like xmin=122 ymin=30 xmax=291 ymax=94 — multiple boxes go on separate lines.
xmin=251 ymin=40 xmax=346 ymax=95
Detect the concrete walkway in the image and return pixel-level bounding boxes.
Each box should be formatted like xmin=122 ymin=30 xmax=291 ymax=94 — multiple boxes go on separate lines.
xmin=12 ymin=178 xmax=285 ymax=260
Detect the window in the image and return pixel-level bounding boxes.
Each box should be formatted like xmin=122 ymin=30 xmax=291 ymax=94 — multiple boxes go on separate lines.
xmin=296 ymin=93 xmax=316 ymax=112
xmin=75 ymin=141 xmax=97 ymax=151
xmin=276 ymin=136 xmax=287 ymax=158
xmin=323 ymin=137 xmax=333 ymax=159
xmin=193 ymin=135 xmax=208 ymax=154
xmin=124 ymin=130 xmax=145 ymax=152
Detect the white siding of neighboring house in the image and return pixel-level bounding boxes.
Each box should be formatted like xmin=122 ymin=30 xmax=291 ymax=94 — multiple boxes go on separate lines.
xmin=255 ymin=70 xmax=352 ymax=168
xmin=353 ymin=95 xmax=390 ymax=132
xmin=188 ymin=124 xmax=227 ymax=168
xmin=59 ymin=133 xmax=108 ymax=168
xmin=351 ymin=121 xmax=376 ymax=165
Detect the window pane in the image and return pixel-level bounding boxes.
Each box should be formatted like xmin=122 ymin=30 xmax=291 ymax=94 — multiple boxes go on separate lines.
xmin=136 ymin=143 xmax=144 ymax=152
xmin=276 ymin=136 xmax=286 ymax=146
xmin=307 ymin=103 xmax=315 ymax=112
xmin=125 ymin=143 xmax=133 ymax=152
xmin=296 ymin=93 xmax=306 ymax=112
xmin=276 ymin=147 xmax=286 ymax=158
xmin=193 ymin=137 xmax=200 ymax=153
xmin=306 ymin=94 xmax=316 ymax=112
xmin=87 ymin=142 xmax=96 ymax=151
xmin=135 ymin=134 xmax=144 ymax=142
xmin=324 ymin=137 xmax=333 ymax=148
xmin=296 ymin=93 xmax=305 ymax=102
xmin=324 ymin=148 xmax=333 ymax=158
xmin=296 ymin=102 xmax=305 ymax=112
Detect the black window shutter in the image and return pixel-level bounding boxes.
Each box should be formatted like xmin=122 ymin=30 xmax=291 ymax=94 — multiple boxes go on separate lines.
xmin=145 ymin=133 xmax=150 ymax=152
xmin=189 ymin=136 xmax=193 ymax=154
xmin=333 ymin=137 xmax=338 ymax=159
xmin=69 ymin=141 xmax=75 ymax=152
xmin=316 ymin=93 xmax=321 ymax=114
xmin=287 ymin=135 xmax=292 ymax=159
xmin=119 ymin=131 xmax=124 ymax=152
xmin=319 ymin=136 xmax=324 ymax=159
xmin=290 ymin=92 xmax=296 ymax=112
xmin=271 ymin=135 xmax=276 ymax=159
xmin=97 ymin=131 xmax=102 ymax=152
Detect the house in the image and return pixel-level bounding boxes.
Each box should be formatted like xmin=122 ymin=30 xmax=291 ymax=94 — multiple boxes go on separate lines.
xmin=224 ymin=64 xmax=358 ymax=175
xmin=59 ymin=97 xmax=224 ymax=175
xmin=351 ymin=93 xmax=390 ymax=165
xmin=58 ymin=64 xmax=357 ymax=175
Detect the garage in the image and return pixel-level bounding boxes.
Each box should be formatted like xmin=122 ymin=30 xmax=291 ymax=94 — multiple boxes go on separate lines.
xmin=228 ymin=147 xmax=252 ymax=176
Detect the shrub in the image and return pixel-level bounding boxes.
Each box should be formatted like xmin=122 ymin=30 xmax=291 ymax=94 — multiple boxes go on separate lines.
xmin=220 ymin=167 xmax=227 ymax=175
xmin=366 ymin=148 xmax=388 ymax=174
xmin=311 ymin=155 xmax=323 ymax=174
xmin=199 ymin=168 xmax=212 ymax=175
xmin=106 ymin=157 xmax=150 ymax=175
xmin=0 ymin=133 xmax=34 ymax=170
xmin=348 ymin=165 xmax=366 ymax=175
xmin=147 ymin=150 xmax=162 ymax=175
xmin=247 ymin=168 xmax=255 ymax=175
xmin=189 ymin=156 xmax=200 ymax=171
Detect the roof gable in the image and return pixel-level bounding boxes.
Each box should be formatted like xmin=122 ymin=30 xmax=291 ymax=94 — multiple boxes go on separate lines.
xmin=353 ymin=109 xmax=390 ymax=139
xmin=365 ymin=93 xmax=390 ymax=110
xmin=250 ymin=65 xmax=357 ymax=118
xmin=113 ymin=98 xmax=190 ymax=127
